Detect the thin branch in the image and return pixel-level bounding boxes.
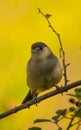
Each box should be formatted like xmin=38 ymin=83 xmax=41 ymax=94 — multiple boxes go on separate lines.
xmin=37 ymin=8 xmax=70 ymax=86
xmin=0 ymin=80 xmax=81 ymax=120
xmin=66 ymin=106 xmax=81 ymax=130
xmin=72 ymin=119 xmax=81 ymax=127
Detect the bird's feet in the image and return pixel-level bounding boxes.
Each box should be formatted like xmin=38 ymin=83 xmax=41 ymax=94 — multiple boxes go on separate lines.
xmin=54 ymin=85 xmax=63 ymax=95
xmin=33 ymin=97 xmax=39 ymax=106
xmin=32 ymin=90 xmax=39 ymax=106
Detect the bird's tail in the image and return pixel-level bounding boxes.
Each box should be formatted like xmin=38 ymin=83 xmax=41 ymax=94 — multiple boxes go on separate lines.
xmin=22 ymin=89 xmax=33 ymax=104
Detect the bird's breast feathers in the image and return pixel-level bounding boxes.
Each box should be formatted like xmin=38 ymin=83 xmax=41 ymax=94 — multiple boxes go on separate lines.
xmin=27 ymin=57 xmax=62 ymax=92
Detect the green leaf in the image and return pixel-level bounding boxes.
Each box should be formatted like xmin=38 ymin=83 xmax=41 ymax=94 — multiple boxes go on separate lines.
xmin=52 ymin=115 xmax=60 ymax=121
xmin=56 ymin=109 xmax=67 ymax=116
xmin=28 ymin=127 xmax=41 ymax=130
xmin=76 ymin=110 xmax=81 ymax=118
xmin=34 ymin=119 xmax=51 ymax=124
xmin=67 ymin=88 xmax=81 ymax=100
xmin=67 ymin=94 xmax=77 ymax=98
xmin=69 ymin=107 xmax=75 ymax=112
xmin=75 ymin=88 xmax=81 ymax=93
xmin=75 ymin=88 xmax=81 ymax=100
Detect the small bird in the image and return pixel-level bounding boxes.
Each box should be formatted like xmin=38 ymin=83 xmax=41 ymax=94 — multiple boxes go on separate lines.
xmin=22 ymin=42 xmax=62 ymax=104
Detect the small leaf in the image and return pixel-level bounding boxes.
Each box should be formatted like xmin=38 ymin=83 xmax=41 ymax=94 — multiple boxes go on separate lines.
xmin=34 ymin=119 xmax=51 ymax=124
xmin=56 ymin=109 xmax=67 ymax=116
xmin=67 ymin=94 xmax=77 ymax=98
xmin=76 ymin=110 xmax=81 ymax=118
xmin=28 ymin=127 xmax=41 ymax=130
xmin=75 ymin=88 xmax=81 ymax=93
xmin=52 ymin=115 xmax=60 ymax=121
xmin=67 ymin=88 xmax=81 ymax=100
xmin=75 ymin=88 xmax=81 ymax=99
xmin=69 ymin=98 xmax=76 ymax=104
xmin=69 ymin=107 xmax=75 ymax=112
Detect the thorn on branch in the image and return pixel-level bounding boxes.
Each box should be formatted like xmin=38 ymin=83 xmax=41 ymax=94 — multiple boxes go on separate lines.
xmin=66 ymin=80 xmax=70 ymax=83
xmin=37 ymin=8 xmax=41 ymax=13
xmin=63 ymin=73 xmax=65 ymax=76
xmin=45 ymin=13 xmax=52 ymax=19
xmin=66 ymin=63 xmax=70 ymax=67
xmin=48 ymin=24 xmax=51 ymax=28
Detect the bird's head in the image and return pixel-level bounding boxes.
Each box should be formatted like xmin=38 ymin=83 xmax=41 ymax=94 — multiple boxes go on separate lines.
xmin=31 ymin=42 xmax=53 ymax=61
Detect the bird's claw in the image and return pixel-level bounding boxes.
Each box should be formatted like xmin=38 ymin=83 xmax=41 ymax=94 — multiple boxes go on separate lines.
xmin=54 ymin=85 xmax=63 ymax=95
xmin=33 ymin=97 xmax=39 ymax=106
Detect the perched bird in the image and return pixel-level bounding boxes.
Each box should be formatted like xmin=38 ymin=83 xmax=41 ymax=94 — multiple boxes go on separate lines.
xmin=22 ymin=42 xmax=62 ymax=104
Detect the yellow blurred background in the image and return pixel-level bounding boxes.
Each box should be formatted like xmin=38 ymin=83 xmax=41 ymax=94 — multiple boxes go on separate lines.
xmin=0 ymin=0 xmax=81 ymax=130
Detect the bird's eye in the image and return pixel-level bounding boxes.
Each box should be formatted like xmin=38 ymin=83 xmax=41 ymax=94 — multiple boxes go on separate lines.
xmin=39 ymin=46 xmax=43 ymax=50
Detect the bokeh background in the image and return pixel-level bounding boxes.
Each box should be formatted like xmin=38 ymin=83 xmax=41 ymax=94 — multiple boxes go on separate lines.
xmin=0 ymin=0 xmax=81 ymax=130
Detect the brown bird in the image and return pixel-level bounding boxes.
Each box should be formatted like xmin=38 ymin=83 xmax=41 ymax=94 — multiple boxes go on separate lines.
xmin=22 ymin=42 xmax=62 ymax=104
